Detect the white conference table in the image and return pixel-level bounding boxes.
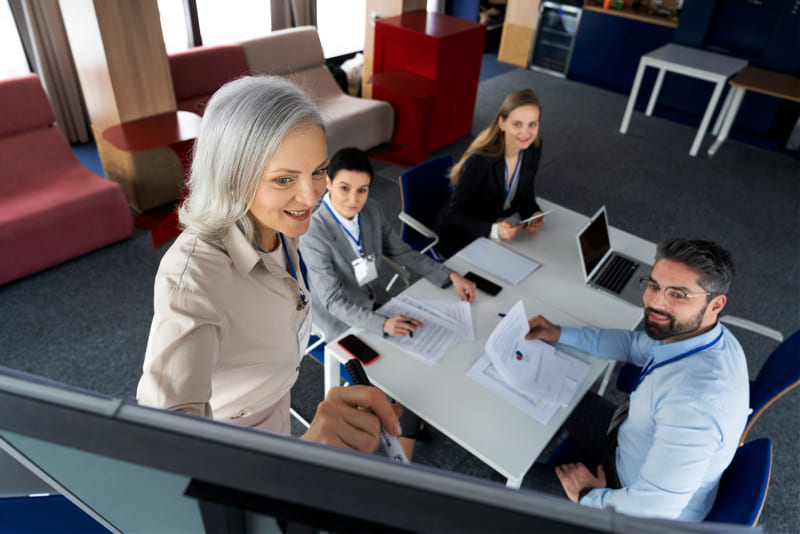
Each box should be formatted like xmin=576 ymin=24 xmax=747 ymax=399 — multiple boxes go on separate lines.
xmin=323 ymin=199 xmax=656 ymax=488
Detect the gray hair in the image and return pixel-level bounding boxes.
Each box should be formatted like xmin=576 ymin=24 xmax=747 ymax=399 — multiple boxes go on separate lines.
xmin=656 ymin=238 xmax=736 ymax=297
xmin=179 ymin=75 xmax=325 ymax=244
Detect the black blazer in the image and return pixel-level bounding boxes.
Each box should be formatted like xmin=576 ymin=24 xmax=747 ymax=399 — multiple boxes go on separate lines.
xmin=436 ymin=141 xmax=542 ymax=257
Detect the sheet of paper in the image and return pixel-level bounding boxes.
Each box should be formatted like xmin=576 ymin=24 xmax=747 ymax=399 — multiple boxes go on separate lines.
xmin=484 ymin=300 xmax=535 ymax=392
xmin=456 ymin=237 xmax=541 ymax=284
xmin=377 ymin=296 xmax=468 ymax=365
xmin=478 ymin=299 xmax=591 ymax=406
xmin=466 ymin=354 xmax=560 ymax=424
xmin=417 ymin=298 xmax=475 ymax=340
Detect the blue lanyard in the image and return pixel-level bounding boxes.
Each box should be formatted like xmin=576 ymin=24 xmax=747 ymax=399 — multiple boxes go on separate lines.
xmin=504 ymin=151 xmax=522 ymax=200
xmin=631 ymin=330 xmax=724 ymax=393
xmin=275 ymin=233 xmax=307 ymax=305
xmin=322 ymin=199 xmax=363 ymax=255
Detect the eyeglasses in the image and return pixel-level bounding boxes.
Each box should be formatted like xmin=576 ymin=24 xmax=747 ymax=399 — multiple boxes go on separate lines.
xmin=639 ymin=277 xmax=712 ymax=304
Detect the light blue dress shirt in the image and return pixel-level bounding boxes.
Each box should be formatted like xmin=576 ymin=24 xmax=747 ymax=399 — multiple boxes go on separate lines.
xmin=558 ymin=322 xmax=749 ymax=520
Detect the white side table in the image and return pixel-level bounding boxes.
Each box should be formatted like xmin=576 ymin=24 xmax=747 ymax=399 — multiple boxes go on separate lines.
xmin=619 ymin=43 xmax=748 ymax=156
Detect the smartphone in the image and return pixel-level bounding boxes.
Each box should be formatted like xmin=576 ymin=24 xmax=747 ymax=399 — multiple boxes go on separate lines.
xmin=338 ymin=334 xmax=380 ymax=365
xmin=464 ymin=271 xmax=502 ymax=296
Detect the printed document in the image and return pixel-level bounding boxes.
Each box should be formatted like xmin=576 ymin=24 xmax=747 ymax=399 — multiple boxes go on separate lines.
xmin=467 ymin=300 xmax=589 ymax=422
xmin=377 ymin=295 xmax=473 ymax=364
xmin=455 ymin=237 xmax=541 ymax=284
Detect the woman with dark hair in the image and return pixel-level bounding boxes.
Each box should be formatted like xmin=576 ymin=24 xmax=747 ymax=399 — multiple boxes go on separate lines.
xmin=436 ymin=89 xmax=546 ymax=258
xmin=299 ymin=147 xmax=474 ymax=342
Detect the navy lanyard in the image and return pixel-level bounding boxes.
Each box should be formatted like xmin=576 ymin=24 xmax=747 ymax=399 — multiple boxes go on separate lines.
xmin=273 ymin=233 xmax=307 ymax=305
xmin=504 ymin=151 xmax=522 ymax=201
xmin=631 ymin=330 xmax=724 ymax=393
xmin=322 ymin=198 xmax=363 ymax=255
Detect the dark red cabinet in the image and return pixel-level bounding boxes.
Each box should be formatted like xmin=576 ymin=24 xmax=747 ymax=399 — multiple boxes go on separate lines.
xmin=372 ymin=11 xmax=485 ymax=166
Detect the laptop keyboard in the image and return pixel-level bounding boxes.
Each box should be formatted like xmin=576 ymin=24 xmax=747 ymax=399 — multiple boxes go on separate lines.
xmin=594 ymin=254 xmax=639 ymax=294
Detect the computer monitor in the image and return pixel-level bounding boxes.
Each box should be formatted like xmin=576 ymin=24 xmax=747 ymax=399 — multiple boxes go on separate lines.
xmin=0 ymin=366 xmax=755 ymax=533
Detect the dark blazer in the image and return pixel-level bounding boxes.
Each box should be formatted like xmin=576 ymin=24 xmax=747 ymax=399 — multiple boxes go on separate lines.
xmin=436 ymin=141 xmax=542 ymax=257
xmin=299 ymin=198 xmax=451 ymax=340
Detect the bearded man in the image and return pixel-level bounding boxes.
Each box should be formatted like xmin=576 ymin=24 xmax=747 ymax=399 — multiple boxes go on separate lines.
xmin=524 ymin=238 xmax=748 ymax=521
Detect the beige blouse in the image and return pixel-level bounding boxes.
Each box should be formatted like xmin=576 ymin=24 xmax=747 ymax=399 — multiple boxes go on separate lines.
xmin=137 ymin=223 xmax=309 ymax=423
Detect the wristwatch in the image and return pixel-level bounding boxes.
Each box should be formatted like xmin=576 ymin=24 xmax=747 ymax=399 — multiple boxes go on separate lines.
xmin=578 ymin=487 xmax=593 ymax=501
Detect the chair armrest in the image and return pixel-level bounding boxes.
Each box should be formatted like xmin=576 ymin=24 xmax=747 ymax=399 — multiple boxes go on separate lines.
xmin=306 ymin=326 xmax=326 ymax=354
xmin=720 ymin=315 xmax=784 ymax=343
xmin=383 ymin=255 xmax=410 ymax=292
xmin=398 ymin=212 xmax=439 ymax=254
xmin=398 ymin=212 xmax=437 ymax=240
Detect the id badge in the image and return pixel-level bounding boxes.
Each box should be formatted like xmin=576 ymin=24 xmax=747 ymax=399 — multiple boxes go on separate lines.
xmin=351 ymin=254 xmax=378 ymax=286
xmin=296 ymin=302 xmax=312 ymax=360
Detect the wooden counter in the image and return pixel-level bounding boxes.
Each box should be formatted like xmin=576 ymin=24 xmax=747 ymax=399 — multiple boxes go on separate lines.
xmin=583 ymin=4 xmax=679 ymax=29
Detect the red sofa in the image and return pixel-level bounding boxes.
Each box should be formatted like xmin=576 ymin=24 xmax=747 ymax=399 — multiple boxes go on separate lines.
xmin=0 ymin=74 xmax=134 ymax=286
xmin=167 ymin=44 xmax=250 ymax=115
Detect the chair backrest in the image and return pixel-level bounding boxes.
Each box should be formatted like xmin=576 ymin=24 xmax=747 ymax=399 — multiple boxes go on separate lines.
xmin=167 ymin=44 xmax=249 ymax=115
xmin=0 ymin=74 xmax=55 ymax=138
xmin=240 ymin=26 xmax=342 ymax=100
xmin=705 ymin=438 xmax=772 ymax=526
xmin=0 ymin=74 xmax=86 ymax=191
xmin=398 ymin=155 xmax=454 ymax=247
xmin=742 ymin=329 xmax=800 ymax=442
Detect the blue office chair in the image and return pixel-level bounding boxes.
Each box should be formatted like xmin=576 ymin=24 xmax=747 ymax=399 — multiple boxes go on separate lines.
xmin=397 ymin=154 xmax=453 ymax=260
xmin=741 ymin=328 xmax=800 ymax=443
xmin=616 ymin=319 xmax=797 ymax=446
xmin=705 ymin=438 xmax=772 ymax=526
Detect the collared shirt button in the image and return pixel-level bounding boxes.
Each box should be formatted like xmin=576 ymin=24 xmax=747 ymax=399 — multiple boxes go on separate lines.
xmin=296 ymin=303 xmax=302 ymax=311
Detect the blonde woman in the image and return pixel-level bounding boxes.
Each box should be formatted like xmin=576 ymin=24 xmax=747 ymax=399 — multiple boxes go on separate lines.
xmin=436 ymin=89 xmax=545 ymax=257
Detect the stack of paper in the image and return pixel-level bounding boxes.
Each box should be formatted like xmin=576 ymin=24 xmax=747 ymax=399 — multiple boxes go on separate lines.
xmin=466 ymin=300 xmax=589 ymax=424
xmin=455 ymin=237 xmax=541 ymax=284
xmin=377 ymin=294 xmax=473 ymax=365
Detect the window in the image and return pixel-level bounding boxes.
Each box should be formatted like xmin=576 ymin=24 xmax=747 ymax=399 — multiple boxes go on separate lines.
xmin=1 ymin=0 xmax=29 ymax=80
xmin=316 ymin=0 xmax=365 ymax=58
xmin=157 ymin=0 xmax=190 ymax=53
xmin=195 ymin=0 xmax=271 ymax=46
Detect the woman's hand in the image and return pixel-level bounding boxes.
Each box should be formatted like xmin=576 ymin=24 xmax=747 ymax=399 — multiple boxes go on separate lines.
xmin=524 ymin=211 xmax=545 ymax=233
xmin=383 ymin=315 xmax=423 ymax=337
xmin=497 ymin=221 xmax=522 ymax=242
xmin=301 ymin=385 xmax=403 ymax=452
xmin=449 ymin=273 xmax=475 ymax=302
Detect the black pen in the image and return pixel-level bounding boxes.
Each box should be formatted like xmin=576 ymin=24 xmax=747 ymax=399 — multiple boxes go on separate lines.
xmin=344 ymin=359 xmax=409 ymax=463
xmin=404 ymin=319 xmax=414 ymax=338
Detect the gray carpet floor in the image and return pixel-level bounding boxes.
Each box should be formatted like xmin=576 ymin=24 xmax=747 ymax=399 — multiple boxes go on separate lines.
xmin=1 ymin=65 xmax=798 ymax=532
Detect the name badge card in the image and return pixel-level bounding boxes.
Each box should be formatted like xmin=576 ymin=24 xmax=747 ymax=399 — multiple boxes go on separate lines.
xmin=352 ymin=254 xmax=378 ymax=286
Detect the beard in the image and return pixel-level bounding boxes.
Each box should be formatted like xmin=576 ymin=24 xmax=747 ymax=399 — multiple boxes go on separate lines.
xmin=644 ymin=303 xmax=708 ymax=341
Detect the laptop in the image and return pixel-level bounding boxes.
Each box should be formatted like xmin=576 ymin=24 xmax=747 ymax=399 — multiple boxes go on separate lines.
xmin=576 ymin=206 xmax=652 ymax=306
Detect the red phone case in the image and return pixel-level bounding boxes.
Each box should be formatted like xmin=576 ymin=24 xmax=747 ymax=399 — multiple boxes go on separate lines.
xmin=338 ymin=335 xmax=380 ymax=364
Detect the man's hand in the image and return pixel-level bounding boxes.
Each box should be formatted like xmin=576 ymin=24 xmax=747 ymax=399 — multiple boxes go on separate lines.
xmin=555 ymin=462 xmax=607 ymax=502
xmin=301 ymin=385 xmax=402 ymax=452
xmin=497 ymin=221 xmax=522 ymax=242
xmin=526 ymin=314 xmax=561 ymax=342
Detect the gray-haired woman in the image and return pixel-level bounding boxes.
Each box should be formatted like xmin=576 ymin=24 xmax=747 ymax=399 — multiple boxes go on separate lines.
xmin=137 ymin=76 xmax=402 ymax=451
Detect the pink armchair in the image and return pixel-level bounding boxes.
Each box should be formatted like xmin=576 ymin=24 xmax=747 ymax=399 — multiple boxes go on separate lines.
xmin=0 ymin=74 xmax=133 ymax=285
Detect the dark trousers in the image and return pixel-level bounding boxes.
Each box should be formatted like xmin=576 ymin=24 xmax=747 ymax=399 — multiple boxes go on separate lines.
xmin=523 ymin=392 xmax=622 ymax=496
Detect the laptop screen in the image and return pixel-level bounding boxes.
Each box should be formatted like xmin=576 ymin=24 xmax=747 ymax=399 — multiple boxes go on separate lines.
xmin=577 ymin=207 xmax=611 ymax=281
